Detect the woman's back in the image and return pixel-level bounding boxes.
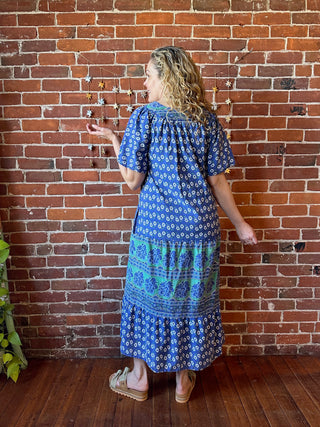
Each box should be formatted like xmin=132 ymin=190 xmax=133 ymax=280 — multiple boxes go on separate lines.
xmin=119 ymin=101 xmax=234 ymax=242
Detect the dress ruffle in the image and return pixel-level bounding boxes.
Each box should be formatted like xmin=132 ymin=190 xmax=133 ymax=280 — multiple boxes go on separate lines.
xmin=120 ymin=296 xmax=224 ymax=373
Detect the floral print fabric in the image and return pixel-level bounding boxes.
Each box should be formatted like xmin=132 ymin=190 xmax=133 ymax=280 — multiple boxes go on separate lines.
xmin=118 ymin=102 xmax=234 ymax=372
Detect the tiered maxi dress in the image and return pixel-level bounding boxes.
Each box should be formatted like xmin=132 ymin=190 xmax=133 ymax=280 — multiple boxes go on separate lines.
xmin=118 ymin=101 xmax=235 ymax=373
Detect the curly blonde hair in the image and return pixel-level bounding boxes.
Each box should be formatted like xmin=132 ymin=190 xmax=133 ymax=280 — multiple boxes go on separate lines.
xmin=150 ymin=46 xmax=213 ymax=123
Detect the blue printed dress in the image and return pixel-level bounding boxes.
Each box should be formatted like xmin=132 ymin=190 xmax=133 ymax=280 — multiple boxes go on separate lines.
xmin=118 ymin=102 xmax=235 ymax=373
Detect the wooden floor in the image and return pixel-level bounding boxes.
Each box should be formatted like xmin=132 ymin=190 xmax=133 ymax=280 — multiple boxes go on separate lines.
xmin=0 ymin=356 xmax=319 ymax=427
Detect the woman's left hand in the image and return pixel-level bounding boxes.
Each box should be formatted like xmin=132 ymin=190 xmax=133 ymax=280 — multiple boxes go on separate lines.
xmin=236 ymin=221 xmax=258 ymax=245
xmin=86 ymin=123 xmax=116 ymax=142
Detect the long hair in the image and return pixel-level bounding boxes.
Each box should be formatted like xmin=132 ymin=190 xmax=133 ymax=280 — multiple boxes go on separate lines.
xmin=150 ymin=46 xmax=213 ymax=123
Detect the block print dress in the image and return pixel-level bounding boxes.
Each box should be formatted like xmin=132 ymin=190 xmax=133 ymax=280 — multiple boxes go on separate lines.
xmin=118 ymin=102 xmax=235 ymax=373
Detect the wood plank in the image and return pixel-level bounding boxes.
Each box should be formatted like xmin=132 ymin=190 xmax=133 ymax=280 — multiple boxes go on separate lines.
xmin=152 ymin=372 xmax=172 ymax=427
xmin=212 ymin=358 xmax=250 ymax=426
xmin=51 ymin=359 xmax=94 ymax=427
xmin=296 ymin=355 xmax=320 ymax=390
xmin=240 ymin=356 xmax=289 ymax=426
xmin=0 ymin=359 xmax=53 ymax=425
xmin=285 ymin=356 xmax=320 ymax=408
xmin=90 ymin=358 xmax=121 ymax=427
xmin=170 ymin=377 xmax=192 ymax=427
xmin=268 ymin=355 xmax=320 ymax=426
xmin=131 ymin=368 xmax=153 ymax=427
xmin=71 ymin=359 xmax=111 ymax=426
xmin=1 ymin=356 xmax=319 ymax=426
xmin=200 ymin=364 xmax=231 ymax=427
xmin=225 ymin=357 xmax=269 ymax=427
xmin=14 ymin=359 xmax=66 ymax=427
xmin=255 ymin=356 xmax=308 ymax=427
xmin=188 ymin=370 xmax=212 ymax=426
xmin=32 ymin=359 xmax=89 ymax=426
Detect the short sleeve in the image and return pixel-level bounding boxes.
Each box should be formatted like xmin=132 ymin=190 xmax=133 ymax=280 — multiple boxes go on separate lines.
xmin=117 ymin=106 xmax=151 ymax=173
xmin=206 ymin=117 xmax=235 ymax=176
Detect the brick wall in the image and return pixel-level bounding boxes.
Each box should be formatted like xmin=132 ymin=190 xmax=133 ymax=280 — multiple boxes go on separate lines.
xmin=0 ymin=0 xmax=319 ymax=358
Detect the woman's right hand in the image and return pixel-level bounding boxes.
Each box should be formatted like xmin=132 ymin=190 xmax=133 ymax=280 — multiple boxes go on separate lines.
xmin=86 ymin=123 xmax=116 ymax=143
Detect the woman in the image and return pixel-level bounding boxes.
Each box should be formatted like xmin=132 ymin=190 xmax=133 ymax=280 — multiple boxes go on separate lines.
xmin=87 ymin=46 xmax=257 ymax=403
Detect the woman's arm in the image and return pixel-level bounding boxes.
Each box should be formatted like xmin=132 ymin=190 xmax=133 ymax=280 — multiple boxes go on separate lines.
xmin=86 ymin=123 xmax=146 ymax=191
xmin=207 ymin=172 xmax=257 ymax=245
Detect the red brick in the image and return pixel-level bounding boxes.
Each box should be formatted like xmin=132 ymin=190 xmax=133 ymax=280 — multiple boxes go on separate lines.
xmin=44 ymin=105 xmax=80 ymax=118
xmin=231 ymin=130 xmax=266 ymax=142
xmin=97 ymin=13 xmax=134 ymax=25
xmin=25 ymin=145 xmax=61 ymax=158
xmin=4 ymin=106 xmax=41 ymax=118
xmin=47 ymin=209 xmax=84 ymax=220
xmin=38 ymin=0 xmax=72 ymax=11
xmin=77 ymin=26 xmax=114 ymax=38
xmin=38 ymin=27 xmax=76 ymax=39
xmin=116 ymin=51 xmax=150 ymax=64
xmin=97 ymin=39 xmax=133 ymax=52
xmin=214 ymin=12 xmax=251 ymax=25
xmin=153 ymin=0 xmax=191 ymax=9
xmin=305 ymin=131 xmax=320 ymax=142
xmin=18 ymin=158 xmax=54 ymax=170
xmin=47 ymin=184 xmax=83 ymax=195
xmin=23 ymin=93 xmax=59 ymax=105
xmin=77 ymin=52 xmax=115 ymax=65
xmin=212 ymin=39 xmax=246 ymax=51
xmin=258 ymin=65 xmax=293 ymax=77
xmin=310 ymin=77 xmax=320 ymax=90
xmin=56 ymin=12 xmax=95 ymax=25
xmin=42 ymin=79 xmax=79 ymax=92
xmin=115 ymin=0 xmax=152 ymax=9
xmin=272 ymin=205 xmax=308 ymax=216
xmin=22 ymin=119 xmax=59 ymax=131
xmin=271 ymin=25 xmax=308 ymax=37
xmin=26 ymin=196 xmax=63 ymax=208
xmin=50 ymin=233 xmax=85 ymax=244
xmin=0 ymin=14 xmax=16 ymax=25
xmin=234 ymin=26 xmax=269 ymax=38
xmin=288 ymin=38 xmax=320 ymax=51
xmin=288 ymin=117 xmax=320 ymax=130
xmin=270 ymin=0 xmax=305 ymax=10
xmin=0 ymin=41 xmax=19 ymax=55
xmin=308 ymin=0 xmax=320 ymax=9
xmin=194 ymin=26 xmax=230 ymax=38
xmin=284 ymin=168 xmax=318 ymax=180
xmin=85 ymin=208 xmax=121 ymax=220
xmin=57 ymin=39 xmax=95 ymax=52
xmin=250 ymin=117 xmax=286 ymax=129
xmin=155 ymin=25 xmax=192 ymax=38
xmin=8 ymin=184 xmax=45 ymax=195
xmin=116 ymin=25 xmax=153 ymax=38
xmin=66 ymin=315 xmax=101 ymax=325
xmin=77 ymin=0 xmax=112 ymax=10
xmin=65 ymin=196 xmax=101 ymax=208
xmin=293 ymin=12 xmax=320 ymax=24
xmin=285 ymin=155 xmax=317 ymax=167
xmin=248 ymin=39 xmax=285 ymax=51
xmin=2 ymin=53 xmax=37 ymax=66
xmin=267 ymin=52 xmax=303 ymax=64
xmin=268 ymin=130 xmax=303 ymax=141
xmin=17 ymin=13 xmax=55 ymax=27
xmin=253 ymin=12 xmax=291 ymax=25
xmin=39 ymin=53 xmax=75 ymax=65
xmin=135 ymin=12 xmax=173 ymax=24
xmin=237 ymin=78 xmax=271 ymax=90
xmin=247 ymin=312 xmax=281 ymax=323
xmin=290 ymin=193 xmax=320 ymax=205
xmin=63 ymin=170 xmax=99 ymax=182
xmin=253 ymin=91 xmax=288 ymax=103
xmin=0 ymin=27 xmax=36 ymax=39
